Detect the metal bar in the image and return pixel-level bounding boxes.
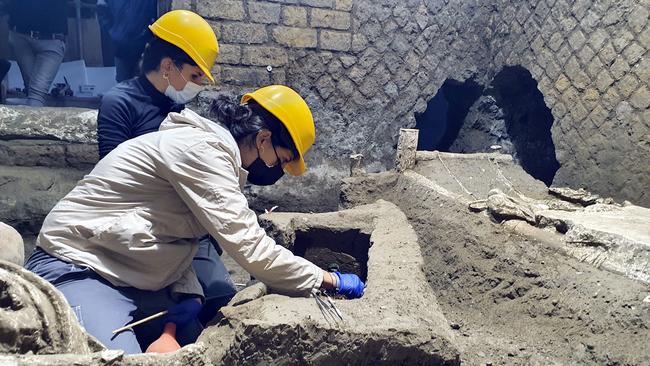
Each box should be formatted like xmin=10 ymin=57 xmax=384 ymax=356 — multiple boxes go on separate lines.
xmin=75 ymin=0 xmax=83 ymax=60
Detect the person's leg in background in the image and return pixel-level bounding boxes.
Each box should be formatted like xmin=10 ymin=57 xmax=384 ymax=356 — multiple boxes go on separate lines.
xmin=193 ymin=236 xmax=238 ymax=325
xmin=0 ymin=59 xmax=10 ymax=81
xmin=8 ymin=31 xmax=36 ymax=95
xmin=25 ymin=37 xmax=66 ymax=107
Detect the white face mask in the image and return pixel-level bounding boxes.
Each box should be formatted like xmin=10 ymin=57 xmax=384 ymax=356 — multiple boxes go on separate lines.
xmin=164 ymin=65 xmax=204 ymax=104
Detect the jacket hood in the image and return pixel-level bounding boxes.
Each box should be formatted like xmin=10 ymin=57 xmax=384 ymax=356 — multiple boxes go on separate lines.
xmin=160 ymin=108 xmax=228 ymax=135
xmin=159 ymin=108 xmax=242 ymax=167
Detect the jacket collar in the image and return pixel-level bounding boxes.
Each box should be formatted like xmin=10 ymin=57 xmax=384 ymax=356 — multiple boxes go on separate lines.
xmin=136 ymin=76 xmax=181 ymax=109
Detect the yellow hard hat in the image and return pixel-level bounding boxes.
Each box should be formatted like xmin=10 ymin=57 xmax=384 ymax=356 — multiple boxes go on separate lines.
xmin=149 ymin=10 xmax=219 ymax=83
xmin=242 ymin=85 xmax=315 ymax=176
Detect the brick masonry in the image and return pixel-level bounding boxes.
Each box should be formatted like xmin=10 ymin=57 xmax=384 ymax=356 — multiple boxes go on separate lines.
xmin=171 ymin=0 xmax=650 ymax=208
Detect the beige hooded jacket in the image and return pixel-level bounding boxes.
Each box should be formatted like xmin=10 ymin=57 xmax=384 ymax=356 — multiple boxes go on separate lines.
xmin=37 ymin=108 xmax=323 ymax=298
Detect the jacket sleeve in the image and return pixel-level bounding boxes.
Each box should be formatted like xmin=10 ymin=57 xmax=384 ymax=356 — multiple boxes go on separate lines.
xmin=169 ymin=265 xmax=204 ymax=301
xmin=163 ymin=140 xmax=323 ymax=296
xmin=97 ymin=93 xmax=132 ymax=159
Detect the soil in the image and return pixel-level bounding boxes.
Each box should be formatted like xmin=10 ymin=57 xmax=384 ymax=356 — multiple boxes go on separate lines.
xmin=341 ymin=172 xmax=650 ymax=365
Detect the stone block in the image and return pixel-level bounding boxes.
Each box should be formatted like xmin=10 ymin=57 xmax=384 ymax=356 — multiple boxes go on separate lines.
xmin=300 ymin=0 xmax=334 ymax=8
xmin=586 ymin=57 xmax=604 ymax=79
xmin=569 ymin=101 xmax=589 ymax=121
xmin=612 ymin=29 xmax=634 ymax=52
xmin=65 ymin=144 xmax=98 ymax=168
xmin=567 ymin=29 xmax=586 ymax=51
xmin=319 ymin=30 xmax=351 ymax=51
xmin=548 ymin=32 xmax=564 ymax=52
xmin=218 ymin=44 xmax=241 ymax=64
xmin=515 ymin=4 xmax=530 ymax=25
xmin=327 ymin=58 xmax=343 ymax=77
xmin=315 ymin=75 xmax=336 ymax=99
xmin=587 ymin=28 xmax=608 ymax=50
xmin=208 ymin=21 xmax=222 ymax=39
xmin=271 ymin=26 xmax=317 ymax=48
xmin=248 ymin=2 xmax=282 ymax=24
xmin=337 ymin=77 xmax=355 ymax=96
xmin=351 ymin=33 xmax=368 ymax=52
xmin=0 ymin=140 xmax=67 ymax=167
xmin=633 ymin=57 xmax=650 ymax=83
xmin=582 ymin=88 xmax=600 ymax=109
xmin=554 ymin=74 xmax=571 ymax=92
xmin=615 ymin=74 xmax=639 ymax=98
xmin=221 ymin=23 xmax=268 ymax=44
xmin=602 ymin=86 xmax=621 ymax=110
xmin=588 ymin=105 xmax=609 ymax=127
xmin=359 ymin=64 xmax=391 ymax=97
xmin=339 ymin=55 xmax=356 ymax=68
xmin=197 ymin=0 xmax=245 ymax=20
xmin=0 ymin=106 xmax=98 ymax=143
xmin=623 ymin=42 xmax=644 ymax=66
xmin=577 ymin=45 xmax=595 ymax=64
xmin=598 ymin=42 xmax=617 ymax=66
xmin=639 ymin=25 xmax=650 ymax=48
xmin=555 ymin=44 xmax=571 ymax=65
xmin=219 ymin=65 xmax=271 ymax=86
xmin=241 ymin=46 xmax=288 ymax=67
xmin=610 ymin=56 xmax=630 ymax=80
xmin=271 ymin=69 xmax=286 ymax=84
xmin=334 ymin=0 xmax=353 ymax=11
xmin=310 ymin=8 xmax=351 ymax=30
xmin=171 ymin=0 xmax=192 ymax=10
xmin=552 ymin=102 xmax=567 ymax=119
xmin=281 ymin=6 xmax=308 ymax=27
xmin=628 ymin=4 xmax=649 ymax=33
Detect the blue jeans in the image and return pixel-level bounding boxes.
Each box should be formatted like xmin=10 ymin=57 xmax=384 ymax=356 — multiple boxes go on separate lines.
xmin=9 ymin=31 xmax=65 ymax=107
xmin=25 ymin=238 xmax=237 ymax=353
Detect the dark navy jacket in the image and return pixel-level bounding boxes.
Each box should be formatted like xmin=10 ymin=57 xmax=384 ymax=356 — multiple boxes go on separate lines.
xmin=97 ymin=76 xmax=183 ymax=159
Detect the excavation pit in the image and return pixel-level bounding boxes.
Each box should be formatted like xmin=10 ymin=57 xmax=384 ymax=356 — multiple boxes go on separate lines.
xmin=293 ymin=227 xmax=370 ymax=281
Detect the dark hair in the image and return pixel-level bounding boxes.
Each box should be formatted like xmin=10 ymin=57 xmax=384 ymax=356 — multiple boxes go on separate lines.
xmin=139 ymin=37 xmax=197 ymax=75
xmin=209 ymin=95 xmax=299 ymax=158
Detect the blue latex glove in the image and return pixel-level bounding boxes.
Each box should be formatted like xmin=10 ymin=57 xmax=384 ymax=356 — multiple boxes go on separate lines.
xmin=162 ymin=297 xmax=202 ymax=327
xmin=333 ymin=272 xmax=365 ymax=299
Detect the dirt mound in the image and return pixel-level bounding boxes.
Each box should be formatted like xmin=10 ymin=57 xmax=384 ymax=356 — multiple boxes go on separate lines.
xmin=342 ymin=172 xmax=650 ymax=365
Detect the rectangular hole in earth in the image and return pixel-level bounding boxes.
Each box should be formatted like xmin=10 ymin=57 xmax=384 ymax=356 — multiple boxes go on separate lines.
xmin=292 ymin=228 xmax=371 ymax=282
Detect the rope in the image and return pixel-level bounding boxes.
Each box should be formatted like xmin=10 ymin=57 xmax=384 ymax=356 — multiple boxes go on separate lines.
xmin=436 ymin=151 xmax=477 ymax=199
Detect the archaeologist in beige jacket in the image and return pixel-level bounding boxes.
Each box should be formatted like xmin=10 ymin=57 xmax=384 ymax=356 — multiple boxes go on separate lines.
xmin=25 ymin=85 xmax=365 ymax=354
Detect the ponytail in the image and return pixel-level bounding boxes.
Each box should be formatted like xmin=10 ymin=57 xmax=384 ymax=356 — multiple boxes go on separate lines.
xmin=208 ymin=95 xmax=299 ymax=158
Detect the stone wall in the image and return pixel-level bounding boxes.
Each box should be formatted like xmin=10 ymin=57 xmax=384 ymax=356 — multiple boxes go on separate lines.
xmin=174 ymin=0 xmax=649 ymax=207
xmin=0 ymin=106 xmax=97 ymax=250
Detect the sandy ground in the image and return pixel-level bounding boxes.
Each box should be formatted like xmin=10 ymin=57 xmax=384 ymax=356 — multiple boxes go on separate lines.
xmin=342 ymin=172 xmax=650 ymax=365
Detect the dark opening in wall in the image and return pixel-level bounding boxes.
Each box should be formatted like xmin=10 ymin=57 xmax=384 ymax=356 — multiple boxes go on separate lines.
xmin=415 ymin=79 xmax=483 ymax=151
xmin=415 ymin=67 xmax=559 ymax=186
xmin=489 ymin=66 xmax=560 ymax=186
